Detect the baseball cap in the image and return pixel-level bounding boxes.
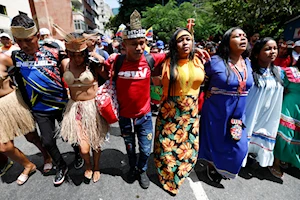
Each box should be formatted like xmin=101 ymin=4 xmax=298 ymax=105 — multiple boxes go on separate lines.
xmin=39 ymin=28 xmax=50 ymax=36
xmin=156 ymin=40 xmax=164 ymax=49
xmin=294 ymin=40 xmax=300 ymax=47
xmin=0 ymin=33 xmax=11 ymax=40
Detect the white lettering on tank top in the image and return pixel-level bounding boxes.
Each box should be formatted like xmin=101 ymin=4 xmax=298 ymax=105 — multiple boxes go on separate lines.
xmin=118 ymin=68 xmax=148 ymax=79
xmin=16 ymin=60 xmax=57 ymax=68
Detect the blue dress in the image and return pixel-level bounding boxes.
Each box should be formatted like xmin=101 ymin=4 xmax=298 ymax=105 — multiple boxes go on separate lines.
xmin=199 ymin=55 xmax=253 ymax=178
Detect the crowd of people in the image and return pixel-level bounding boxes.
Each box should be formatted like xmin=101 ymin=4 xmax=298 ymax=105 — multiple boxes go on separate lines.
xmin=0 ymin=10 xmax=299 ymax=197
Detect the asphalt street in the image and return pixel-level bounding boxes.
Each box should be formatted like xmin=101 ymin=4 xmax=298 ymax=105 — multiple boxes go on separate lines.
xmin=1 ymin=117 xmax=300 ymax=200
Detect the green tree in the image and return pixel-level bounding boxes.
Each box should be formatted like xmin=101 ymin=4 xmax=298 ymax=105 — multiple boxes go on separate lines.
xmin=106 ymin=0 xmax=164 ymax=32
xmin=142 ymin=0 xmax=224 ymax=42
xmin=212 ymin=0 xmax=300 ymax=38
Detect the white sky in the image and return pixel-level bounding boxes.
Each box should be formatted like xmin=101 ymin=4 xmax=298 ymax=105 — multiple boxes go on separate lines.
xmin=104 ymin=0 xmax=120 ymax=8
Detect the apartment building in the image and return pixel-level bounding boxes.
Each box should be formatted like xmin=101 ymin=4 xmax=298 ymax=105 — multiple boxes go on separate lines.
xmin=97 ymin=0 xmax=113 ymax=35
xmin=0 ymin=0 xmax=32 ymax=36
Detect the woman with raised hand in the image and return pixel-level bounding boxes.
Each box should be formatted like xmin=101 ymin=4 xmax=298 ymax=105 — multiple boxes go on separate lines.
xmin=153 ymin=28 xmax=205 ymax=195
xmin=60 ymin=32 xmax=109 ymax=183
xmin=199 ymin=27 xmax=253 ymax=182
xmin=242 ymin=38 xmax=284 ymax=169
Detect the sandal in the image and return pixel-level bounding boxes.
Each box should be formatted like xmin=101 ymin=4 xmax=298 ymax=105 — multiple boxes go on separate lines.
xmin=16 ymin=167 xmax=36 ymax=185
xmin=93 ymin=171 xmax=101 ymax=183
xmin=83 ymin=170 xmax=93 ymax=184
xmin=279 ymin=161 xmax=289 ymax=169
xmin=268 ymin=166 xmax=283 ymax=179
xmin=43 ymin=162 xmax=53 ymax=173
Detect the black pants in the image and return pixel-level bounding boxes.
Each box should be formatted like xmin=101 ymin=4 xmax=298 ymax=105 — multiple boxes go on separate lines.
xmin=33 ymin=111 xmax=80 ymax=169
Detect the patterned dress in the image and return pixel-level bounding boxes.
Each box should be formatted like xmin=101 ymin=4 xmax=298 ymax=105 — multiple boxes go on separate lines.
xmin=274 ymin=66 xmax=300 ymax=168
xmin=154 ymin=57 xmax=204 ymax=195
xmin=242 ymin=67 xmax=284 ymax=167
xmin=199 ymin=55 xmax=253 ymax=179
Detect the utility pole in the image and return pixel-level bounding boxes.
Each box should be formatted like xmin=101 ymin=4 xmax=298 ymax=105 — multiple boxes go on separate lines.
xmin=162 ymin=0 xmax=164 ymax=6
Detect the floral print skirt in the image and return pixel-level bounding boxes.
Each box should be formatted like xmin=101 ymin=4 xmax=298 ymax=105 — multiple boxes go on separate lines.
xmin=154 ymin=95 xmax=199 ymax=195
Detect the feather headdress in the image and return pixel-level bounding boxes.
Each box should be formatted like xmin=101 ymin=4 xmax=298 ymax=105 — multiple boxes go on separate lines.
xmin=52 ymin=24 xmax=87 ymax=52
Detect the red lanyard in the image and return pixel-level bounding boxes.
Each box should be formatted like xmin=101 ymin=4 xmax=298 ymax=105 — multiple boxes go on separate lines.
xmin=228 ymin=59 xmax=247 ymax=94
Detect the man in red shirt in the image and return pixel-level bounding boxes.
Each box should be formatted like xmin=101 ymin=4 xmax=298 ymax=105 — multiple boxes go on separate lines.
xmin=105 ymin=10 xmax=166 ymax=189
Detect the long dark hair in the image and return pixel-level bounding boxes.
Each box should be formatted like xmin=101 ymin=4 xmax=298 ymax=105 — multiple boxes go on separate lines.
xmin=250 ymin=37 xmax=283 ymax=87
xmin=168 ymin=28 xmax=195 ymax=97
xmin=217 ymin=27 xmax=248 ymax=83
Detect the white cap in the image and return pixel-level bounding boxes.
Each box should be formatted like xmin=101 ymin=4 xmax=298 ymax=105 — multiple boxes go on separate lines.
xmin=39 ymin=28 xmax=50 ymax=35
xmin=294 ymin=40 xmax=300 ymax=47
xmin=0 ymin=33 xmax=11 ymax=40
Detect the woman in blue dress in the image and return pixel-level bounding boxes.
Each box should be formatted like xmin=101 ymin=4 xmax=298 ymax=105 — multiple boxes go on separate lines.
xmin=199 ymin=27 xmax=253 ymax=182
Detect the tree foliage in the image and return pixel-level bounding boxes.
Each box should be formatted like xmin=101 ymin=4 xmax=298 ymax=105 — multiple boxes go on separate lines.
xmin=142 ymin=0 xmax=223 ymax=42
xmin=106 ymin=0 xmax=163 ymax=32
xmin=212 ymin=0 xmax=300 ymax=38
xmin=107 ymin=0 xmax=300 ymax=41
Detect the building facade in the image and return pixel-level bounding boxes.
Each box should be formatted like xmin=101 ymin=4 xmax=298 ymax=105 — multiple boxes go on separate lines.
xmin=72 ymin=0 xmax=112 ymax=34
xmin=29 ymin=0 xmax=74 ymax=39
xmin=0 ymin=0 xmax=32 ymax=36
xmin=97 ymin=0 xmax=113 ymax=35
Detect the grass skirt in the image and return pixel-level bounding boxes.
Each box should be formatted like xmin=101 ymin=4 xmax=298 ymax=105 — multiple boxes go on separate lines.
xmin=60 ymin=98 xmax=108 ymax=150
xmin=0 ymin=90 xmax=35 ymax=143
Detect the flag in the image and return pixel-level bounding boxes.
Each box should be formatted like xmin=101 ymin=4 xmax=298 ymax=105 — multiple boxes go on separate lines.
xmin=145 ymin=27 xmax=153 ymax=41
xmin=115 ymin=24 xmax=126 ymax=37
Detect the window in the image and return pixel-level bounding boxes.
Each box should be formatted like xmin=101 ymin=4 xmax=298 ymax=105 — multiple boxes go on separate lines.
xmin=74 ymin=20 xmax=86 ymax=31
xmin=0 ymin=5 xmax=7 ymax=15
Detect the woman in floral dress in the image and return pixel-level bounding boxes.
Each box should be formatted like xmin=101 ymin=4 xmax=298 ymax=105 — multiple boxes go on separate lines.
xmin=153 ymin=28 xmax=205 ymax=195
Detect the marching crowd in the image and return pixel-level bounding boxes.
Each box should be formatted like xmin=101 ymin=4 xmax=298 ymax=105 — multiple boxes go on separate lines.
xmin=0 ymin=10 xmax=299 ymax=197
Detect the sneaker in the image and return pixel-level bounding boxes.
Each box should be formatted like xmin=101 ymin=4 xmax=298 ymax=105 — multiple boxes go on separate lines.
xmin=53 ymin=166 xmax=68 ymax=185
xmin=0 ymin=160 xmax=13 ymax=177
xmin=127 ymin=167 xmax=137 ymax=183
xmin=74 ymin=155 xmax=84 ymax=169
xmin=138 ymin=171 xmax=150 ymax=189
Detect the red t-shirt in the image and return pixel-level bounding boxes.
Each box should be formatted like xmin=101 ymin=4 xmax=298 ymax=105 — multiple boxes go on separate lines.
xmin=274 ymin=56 xmax=291 ymax=68
xmin=105 ymin=53 xmax=166 ymax=118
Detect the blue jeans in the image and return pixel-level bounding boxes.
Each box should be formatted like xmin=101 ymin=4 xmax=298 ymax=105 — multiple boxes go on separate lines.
xmin=119 ymin=112 xmax=153 ymax=172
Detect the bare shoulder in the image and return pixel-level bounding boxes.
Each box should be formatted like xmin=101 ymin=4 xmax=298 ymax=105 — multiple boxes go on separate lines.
xmin=60 ymin=58 xmax=70 ymax=73
xmin=0 ymin=53 xmax=13 ymax=66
